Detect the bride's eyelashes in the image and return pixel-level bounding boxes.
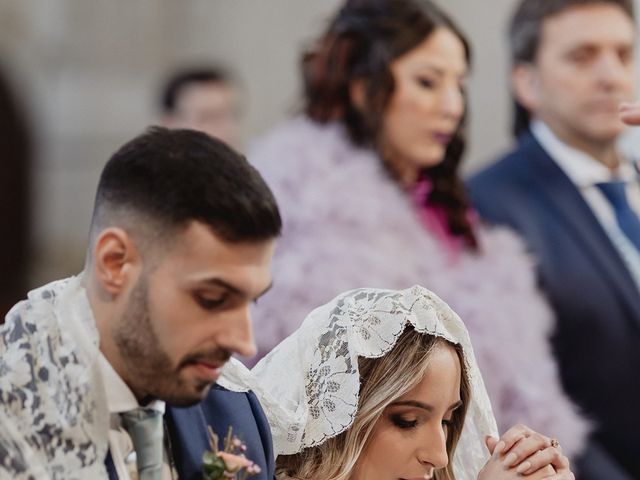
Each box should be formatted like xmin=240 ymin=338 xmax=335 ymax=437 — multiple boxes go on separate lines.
xmin=389 ymin=413 xmax=455 ymax=432
xmin=389 ymin=414 xmax=419 ymax=430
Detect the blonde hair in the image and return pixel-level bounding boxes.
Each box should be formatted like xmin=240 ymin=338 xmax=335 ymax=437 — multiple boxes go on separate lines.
xmin=276 ymin=326 xmax=471 ymax=479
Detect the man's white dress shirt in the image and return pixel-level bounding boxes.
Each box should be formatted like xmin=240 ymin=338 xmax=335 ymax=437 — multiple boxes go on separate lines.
xmin=532 ymin=120 xmax=640 ymax=291
xmin=98 ymin=354 xmax=176 ymax=480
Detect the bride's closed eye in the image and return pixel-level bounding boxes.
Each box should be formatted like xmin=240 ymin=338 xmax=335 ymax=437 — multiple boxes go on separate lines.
xmin=389 ymin=414 xmax=419 ymax=430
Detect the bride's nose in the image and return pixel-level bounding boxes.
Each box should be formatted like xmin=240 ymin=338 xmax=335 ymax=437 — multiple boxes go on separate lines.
xmin=416 ymin=424 xmax=449 ymax=471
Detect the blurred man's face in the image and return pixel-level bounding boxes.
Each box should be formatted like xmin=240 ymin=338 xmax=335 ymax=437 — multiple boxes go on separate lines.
xmin=514 ymin=4 xmax=636 ymax=150
xmin=166 ymin=81 xmax=242 ymax=148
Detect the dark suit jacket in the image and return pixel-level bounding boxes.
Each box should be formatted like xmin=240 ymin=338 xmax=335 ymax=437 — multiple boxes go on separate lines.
xmin=468 ymin=132 xmax=640 ymax=479
xmin=106 ymin=384 xmax=275 ymax=480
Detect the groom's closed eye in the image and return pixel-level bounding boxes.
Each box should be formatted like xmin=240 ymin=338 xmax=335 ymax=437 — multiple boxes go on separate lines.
xmin=194 ymin=291 xmax=229 ymax=311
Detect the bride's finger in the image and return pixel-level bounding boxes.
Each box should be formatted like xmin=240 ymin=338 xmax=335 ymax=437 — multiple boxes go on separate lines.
xmin=496 ymin=423 xmax=532 ymax=454
xmin=501 ymin=431 xmax=551 ymax=468
xmin=540 ymin=472 xmax=575 ymax=480
xmin=485 ymin=435 xmax=499 ymax=455
xmin=514 ymin=446 xmax=570 ymax=475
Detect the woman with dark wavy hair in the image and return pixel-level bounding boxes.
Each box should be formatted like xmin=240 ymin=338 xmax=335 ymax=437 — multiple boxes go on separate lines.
xmin=249 ymin=0 xmax=589 ymax=463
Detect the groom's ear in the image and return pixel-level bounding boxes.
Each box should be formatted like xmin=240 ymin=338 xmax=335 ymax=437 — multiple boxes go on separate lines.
xmin=92 ymin=227 xmax=141 ymax=296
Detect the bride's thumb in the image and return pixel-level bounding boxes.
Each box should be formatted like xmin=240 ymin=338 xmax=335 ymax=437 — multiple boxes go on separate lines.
xmin=485 ymin=435 xmax=498 ymax=454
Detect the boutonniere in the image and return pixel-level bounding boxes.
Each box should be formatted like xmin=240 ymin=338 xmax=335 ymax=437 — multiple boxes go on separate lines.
xmin=202 ymin=425 xmax=262 ymax=480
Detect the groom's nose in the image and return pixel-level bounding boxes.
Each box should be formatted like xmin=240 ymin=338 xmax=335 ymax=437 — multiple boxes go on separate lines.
xmin=217 ymin=303 xmax=257 ymax=359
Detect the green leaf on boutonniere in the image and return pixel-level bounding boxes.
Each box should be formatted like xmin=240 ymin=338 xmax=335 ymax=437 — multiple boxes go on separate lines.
xmin=202 ymin=426 xmax=261 ymax=480
xmin=202 ymin=451 xmax=226 ymax=479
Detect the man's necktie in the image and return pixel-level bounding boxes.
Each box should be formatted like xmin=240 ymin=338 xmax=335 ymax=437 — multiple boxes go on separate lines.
xmin=120 ymin=408 xmax=164 ymax=480
xmin=596 ymin=180 xmax=640 ymax=251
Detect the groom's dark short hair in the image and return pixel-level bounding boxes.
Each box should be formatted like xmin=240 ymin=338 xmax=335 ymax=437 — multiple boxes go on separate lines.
xmin=91 ymin=126 xmax=281 ymax=244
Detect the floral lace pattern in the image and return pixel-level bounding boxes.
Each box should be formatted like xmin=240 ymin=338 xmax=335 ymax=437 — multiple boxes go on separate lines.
xmin=0 ymin=277 xmax=109 ymax=479
xmin=219 ymin=286 xmax=498 ymax=480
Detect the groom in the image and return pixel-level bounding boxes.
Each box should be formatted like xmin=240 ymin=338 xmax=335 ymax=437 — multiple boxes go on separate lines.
xmin=0 ymin=127 xmax=280 ymax=479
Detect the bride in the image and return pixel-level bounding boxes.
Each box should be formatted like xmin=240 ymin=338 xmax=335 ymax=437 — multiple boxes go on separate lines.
xmin=221 ymin=286 xmax=574 ymax=480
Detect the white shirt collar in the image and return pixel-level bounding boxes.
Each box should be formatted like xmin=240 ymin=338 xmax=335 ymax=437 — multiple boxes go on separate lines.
xmin=98 ymin=353 xmax=165 ymax=415
xmin=531 ymin=120 xmax=638 ymax=187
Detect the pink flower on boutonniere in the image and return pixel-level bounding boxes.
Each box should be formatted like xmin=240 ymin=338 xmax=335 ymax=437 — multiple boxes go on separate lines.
xmin=202 ymin=426 xmax=262 ymax=480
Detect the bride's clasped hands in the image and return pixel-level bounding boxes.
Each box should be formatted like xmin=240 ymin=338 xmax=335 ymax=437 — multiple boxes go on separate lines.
xmin=479 ymin=424 xmax=573 ymax=480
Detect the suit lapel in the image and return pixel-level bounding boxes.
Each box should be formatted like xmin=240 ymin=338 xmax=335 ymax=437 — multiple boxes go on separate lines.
xmin=165 ymin=404 xmax=211 ymax=480
xmin=520 ymin=134 xmax=640 ymax=328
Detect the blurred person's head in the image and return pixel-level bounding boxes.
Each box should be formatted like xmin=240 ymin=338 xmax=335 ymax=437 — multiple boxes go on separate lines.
xmin=509 ymin=0 xmax=636 ymax=157
xmin=303 ymin=0 xmax=476 ymax=247
xmin=84 ymin=127 xmax=281 ymax=406
xmin=161 ymin=67 xmax=243 ymax=149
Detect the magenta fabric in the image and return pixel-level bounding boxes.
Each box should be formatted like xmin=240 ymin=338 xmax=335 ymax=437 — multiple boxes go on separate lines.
xmin=410 ymin=176 xmax=467 ymax=260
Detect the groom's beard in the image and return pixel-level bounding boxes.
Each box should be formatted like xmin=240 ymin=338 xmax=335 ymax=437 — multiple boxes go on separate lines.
xmin=113 ymin=277 xmax=225 ymax=406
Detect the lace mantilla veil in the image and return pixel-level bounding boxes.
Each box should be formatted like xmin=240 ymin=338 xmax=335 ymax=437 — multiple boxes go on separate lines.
xmin=220 ymin=285 xmax=498 ymax=480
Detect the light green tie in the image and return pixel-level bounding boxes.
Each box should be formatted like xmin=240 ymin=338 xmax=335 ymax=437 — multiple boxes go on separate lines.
xmin=120 ymin=408 xmax=164 ymax=480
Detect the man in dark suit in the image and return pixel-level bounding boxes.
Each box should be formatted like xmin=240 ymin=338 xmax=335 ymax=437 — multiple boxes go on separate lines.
xmin=0 ymin=127 xmax=280 ymax=479
xmin=468 ymin=1 xmax=639 ymax=478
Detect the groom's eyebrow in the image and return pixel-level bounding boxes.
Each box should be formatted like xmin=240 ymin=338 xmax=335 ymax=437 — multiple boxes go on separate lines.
xmin=201 ymin=277 xmax=273 ymax=300
xmin=390 ymin=400 xmax=463 ymax=412
xmin=202 ymin=278 xmax=243 ymax=295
